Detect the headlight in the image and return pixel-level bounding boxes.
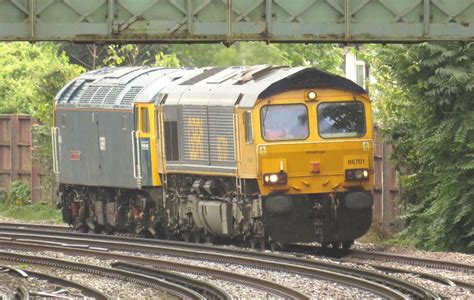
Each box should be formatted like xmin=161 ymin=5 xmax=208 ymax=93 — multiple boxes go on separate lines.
xmin=269 ymin=174 xmax=279 ymax=183
xmin=263 ymin=171 xmax=287 ymax=185
xmin=345 ymin=169 xmax=369 ymax=181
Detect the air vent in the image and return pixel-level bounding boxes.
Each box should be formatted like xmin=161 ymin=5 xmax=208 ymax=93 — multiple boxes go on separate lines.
xmin=120 ymin=86 xmax=142 ymax=106
xmin=69 ymin=81 xmax=89 ymax=103
xmin=103 ymin=86 xmax=125 ymax=105
xmin=59 ymin=80 xmax=82 ymax=103
xmin=91 ymin=86 xmax=112 ymax=105
xmin=79 ymin=85 xmax=100 ymax=104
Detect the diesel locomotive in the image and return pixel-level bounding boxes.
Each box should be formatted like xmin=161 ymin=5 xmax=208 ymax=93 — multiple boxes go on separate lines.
xmin=53 ymin=65 xmax=374 ymax=249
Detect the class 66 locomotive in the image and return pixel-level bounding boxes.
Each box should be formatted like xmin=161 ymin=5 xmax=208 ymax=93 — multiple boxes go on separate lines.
xmin=53 ymin=65 xmax=374 ymax=250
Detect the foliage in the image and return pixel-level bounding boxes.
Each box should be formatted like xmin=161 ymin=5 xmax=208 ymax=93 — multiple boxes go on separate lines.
xmin=0 ymin=42 xmax=84 ymax=123
xmin=154 ymin=51 xmax=181 ymax=67
xmin=0 ymin=42 xmax=83 ymax=207
xmin=32 ymin=124 xmax=55 ymax=198
xmin=168 ymin=42 xmax=343 ymax=73
xmin=7 ymin=181 xmax=30 ymax=206
xmin=0 ymin=202 xmax=62 ymax=223
xmin=365 ymin=43 xmax=474 ymax=252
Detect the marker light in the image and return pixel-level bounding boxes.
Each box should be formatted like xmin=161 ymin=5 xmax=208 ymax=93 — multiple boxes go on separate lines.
xmin=306 ymin=91 xmax=317 ymax=101
xmin=345 ymin=169 xmax=369 ymax=181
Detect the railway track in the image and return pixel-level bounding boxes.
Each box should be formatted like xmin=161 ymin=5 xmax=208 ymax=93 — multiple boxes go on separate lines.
xmin=0 ymin=242 xmax=308 ymax=299
xmin=0 ymin=251 xmax=205 ymax=300
xmin=287 ymin=243 xmax=474 ymax=274
xmin=347 ymin=249 xmax=474 ymax=273
xmin=0 ymin=265 xmax=108 ymax=299
xmin=0 ymin=224 xmax=449 ymax=299
xmin=2 ymin=222 xmax=472 ymax=275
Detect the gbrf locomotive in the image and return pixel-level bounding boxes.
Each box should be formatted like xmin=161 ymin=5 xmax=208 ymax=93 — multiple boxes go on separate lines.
xmin=53 ymin=65 xmax=374 ymax=249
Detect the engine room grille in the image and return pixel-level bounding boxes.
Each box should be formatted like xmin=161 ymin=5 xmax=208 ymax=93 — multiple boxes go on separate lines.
xmin=182 ymin=106 xmax=209 ymax=162
xmin=79 ymin=85 xmax=100 ymax=104
xmin=91 ymin=86 xmax=112 ymax=105
xmin=103 ymin=86 xmax=125 ymax=105
xmin=121 ymin=86 xmax=142 ymax=106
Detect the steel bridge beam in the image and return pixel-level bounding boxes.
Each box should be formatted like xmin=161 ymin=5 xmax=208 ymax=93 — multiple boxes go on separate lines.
xmin=1 ymin=0 xmax=473 ymax=43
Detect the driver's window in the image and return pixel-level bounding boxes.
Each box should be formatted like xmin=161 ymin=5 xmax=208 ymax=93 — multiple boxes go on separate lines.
xmin=140 ymin=107 xmax=149 ymax=133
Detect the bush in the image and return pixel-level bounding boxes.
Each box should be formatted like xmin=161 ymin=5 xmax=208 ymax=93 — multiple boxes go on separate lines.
xmin=8 ymin=181 xmax=31 ymax=206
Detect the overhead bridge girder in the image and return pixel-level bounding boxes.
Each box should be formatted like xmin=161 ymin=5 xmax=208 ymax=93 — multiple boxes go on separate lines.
xmin=0 ymin=0 xmax=473 ymax=43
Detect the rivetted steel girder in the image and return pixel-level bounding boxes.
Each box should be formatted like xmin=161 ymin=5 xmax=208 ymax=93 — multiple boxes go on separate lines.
xmin=0 ymin=0 xmax=473 ymax=43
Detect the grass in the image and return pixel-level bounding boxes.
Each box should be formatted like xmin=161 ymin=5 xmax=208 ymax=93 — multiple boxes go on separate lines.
xmin=0 ymin=202 xmax=62 ymax=223
xmin=358 ymin=223 xmax=398 ymax=245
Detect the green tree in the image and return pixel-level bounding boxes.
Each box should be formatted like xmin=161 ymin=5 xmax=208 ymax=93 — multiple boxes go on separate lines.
xmin=365 ymin=43 xmax=474 ymax=252
xmin=0 ymin=42 xmax=84 ymax=203
xmin=0 ymin=42 xmax=83 ymax=123
xmin=169 ymin=42 xmax=343 ymax=72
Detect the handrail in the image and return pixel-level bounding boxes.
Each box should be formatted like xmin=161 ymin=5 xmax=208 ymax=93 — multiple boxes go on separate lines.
xmin=51 ymin=127 xmax=60 ymax=175
xmin=135 ymin=130 xmax=142 ymax=181
xmin=51 ymin=127 xmax=57 ymax=174
xmin=131 ymin=130 xmax=137 ymax=180
xmin=55 ymin=127 xmax=61 ymax=173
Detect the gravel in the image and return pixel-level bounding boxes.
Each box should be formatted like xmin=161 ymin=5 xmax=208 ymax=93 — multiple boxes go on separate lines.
xmin=126 ymin=250 xmax=379 ymax=299
xmin=0 ymin=264 xmax=85 ymax=298
xmin=0 ymin=217 xmax=472 ymax=299
xmin=353 ymin=241 xmax=474 ymax=265
xmin=0 ymin=251 xmax=171 ymax=299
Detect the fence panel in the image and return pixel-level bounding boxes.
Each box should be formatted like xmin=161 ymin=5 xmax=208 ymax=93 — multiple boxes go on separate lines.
xmin=372 ymin=126 xmax=401 ymax=233
xmin=0 ymin=114 xmax=44 ymax=203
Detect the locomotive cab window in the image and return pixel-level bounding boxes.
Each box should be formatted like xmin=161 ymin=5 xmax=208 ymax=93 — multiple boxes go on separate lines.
xmin=140 ymin=107 xmax=149 ymax=133
xmin=317 ymin=101 xmax=366 ymax=138
xmin=244 ymin=111 xmax=254 ymax=144
xmin=261 ymin=104 xmax=308 ymax=141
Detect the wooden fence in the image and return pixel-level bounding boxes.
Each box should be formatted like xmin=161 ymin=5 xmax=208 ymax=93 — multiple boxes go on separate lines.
xmin=0 ymin=114 xmax=46 ymax=203
xmin=373 ymin=126 xmax=401 ymax=233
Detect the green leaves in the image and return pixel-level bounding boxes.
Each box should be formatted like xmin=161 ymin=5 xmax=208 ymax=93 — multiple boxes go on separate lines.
xmin=0 ymin=42 xmax=84 ymax=123
xmin=367 ymin=43 xmax=474 ymax=252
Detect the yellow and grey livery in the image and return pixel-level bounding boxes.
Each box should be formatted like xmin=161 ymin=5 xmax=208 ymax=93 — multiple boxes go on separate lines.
xmin=54 ymin=65 xmax=373 ymax=248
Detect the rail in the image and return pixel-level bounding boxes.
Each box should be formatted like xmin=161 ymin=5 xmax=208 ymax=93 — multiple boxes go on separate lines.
xmin=0 ymin=251 xmax=204 ymax=300
xmin=0 ymin=225 xmax=447 ymax=299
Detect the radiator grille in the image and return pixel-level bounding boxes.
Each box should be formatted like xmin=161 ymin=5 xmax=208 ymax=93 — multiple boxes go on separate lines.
xmin=121 ymin=86 xmax=142 ymax=106
xmin=182 ymin=106 xmax=209 ymax=162
xmin=208 ymin=106 xmax=235 ymax=162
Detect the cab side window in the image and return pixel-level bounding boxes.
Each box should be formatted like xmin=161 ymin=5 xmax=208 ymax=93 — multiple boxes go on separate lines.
xmin=244 ymin=111 xmax=254 ymax=144
xmin=140 ymin=107 xmax=149 ymax=133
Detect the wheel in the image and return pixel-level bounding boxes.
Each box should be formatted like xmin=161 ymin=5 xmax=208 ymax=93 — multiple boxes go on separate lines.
xmin=182 ymin=232 xmax=190 ymax=243
xmin=342 ymin=240 xmax=354 ymax=250
xmin=331 ymin=242 xmax=341 ymax=249
xmin=258 ymin=238 xmax=266 ymax=251
xmin=270 ymin=241 xmax=277 ymax=251
xmin=204 ymin=235 xmax=213 ymax=244
xmin=249 ymin=238 xmax=256 ymax=249
xmin=193 ymin=231 xmax=203 ymax=244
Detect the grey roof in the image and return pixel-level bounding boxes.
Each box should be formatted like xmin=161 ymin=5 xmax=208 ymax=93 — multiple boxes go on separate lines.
xmin=55 ymin=66 xmax=366 ymax=109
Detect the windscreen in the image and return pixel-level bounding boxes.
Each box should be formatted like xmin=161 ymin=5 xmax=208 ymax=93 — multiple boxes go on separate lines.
xmin=261 ymin=104 xmax=308 ymax=141
xmin=317 ymin=101 xmax=366 ymax=138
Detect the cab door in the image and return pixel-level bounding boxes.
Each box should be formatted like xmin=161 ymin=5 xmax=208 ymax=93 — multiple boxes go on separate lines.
xmin=133 ymin=103 xmax=161 ymax=188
